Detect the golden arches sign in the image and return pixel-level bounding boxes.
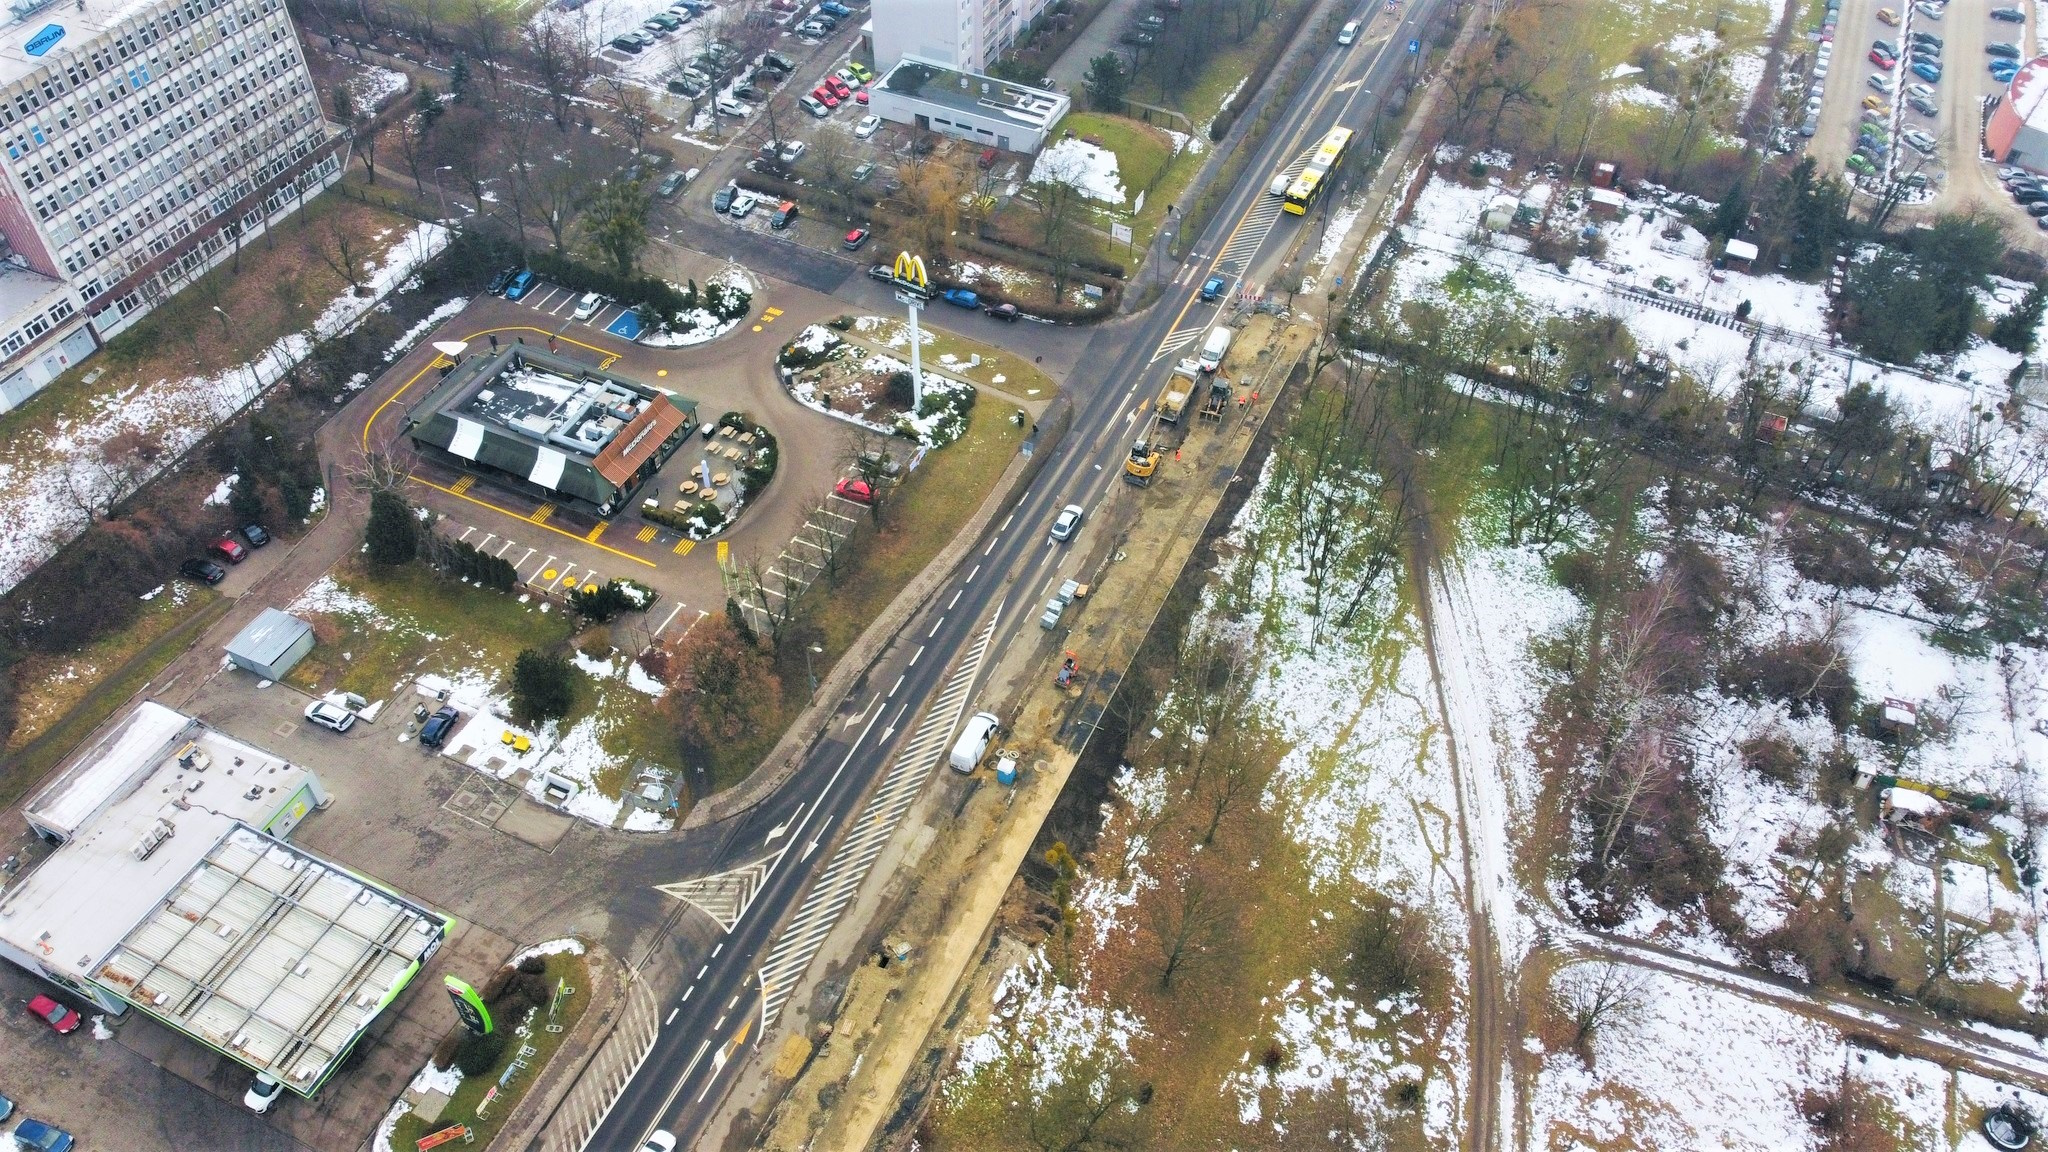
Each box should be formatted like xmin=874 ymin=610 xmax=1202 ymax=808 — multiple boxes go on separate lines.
xmin=892 ymin=251 xmax=929 ymax=289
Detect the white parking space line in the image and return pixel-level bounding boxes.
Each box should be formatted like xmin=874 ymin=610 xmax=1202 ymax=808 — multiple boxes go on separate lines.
xmin=515 ymin=547 xmax=537 ymax=570
xmin=495 ymin=539 xmax=518 ymax=558
xmin=656 ymin=602 xmax=685 ymax=636
xmin=458 ymin=526 xmax=476 ymax=542
xmin=530 ymin=286 xmax=564 ymax=311
xmin=526 ymin=554 xmax=557 ymax=583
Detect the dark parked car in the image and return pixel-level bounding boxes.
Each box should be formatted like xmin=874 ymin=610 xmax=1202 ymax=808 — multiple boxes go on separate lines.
xmin=713 ymin=182 xmax=737 ymax=212
xmin=1988 ymin=41 xmax=2022 ymax=58
xmin=12 ymin=1119 xmax=74 ymax=1152
xmin=611 ymin=32 xmax=648 ymax=52
xmin=765 ymin=50 xmax=797 ymax=70
xmin=419 ymin=706 xmax=460 ymax=748
xmin=486 ymin=266 xmax=520 ymax=294
xmin=210 ymin=536 xmax=248 ymax=564
xmin=1991 ymin=5 xmax=2025 ymax=20
xmin=657 ymin=171 xmax=687 ymax=198
xmin=734 ymin=84 xmax=767 ymax=101
xmin=983 ymin=302 xmax=1019 ymax=321
xmin=242 ymin=523 xmax=270 ymax=548
xmin=667 ymin=75 xmax=707 ymax=96
xmin=180 ymin=557 xmax=227 ymax=584
xmin=1909 ymin=30 xmax=1941 ymax=46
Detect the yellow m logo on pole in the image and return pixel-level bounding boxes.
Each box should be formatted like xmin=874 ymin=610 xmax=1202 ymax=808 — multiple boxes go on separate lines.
xmin=892 ymin=251 xmax=929 ymax=289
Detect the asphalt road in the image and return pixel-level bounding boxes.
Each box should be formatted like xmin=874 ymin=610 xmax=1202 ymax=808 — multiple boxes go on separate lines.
xmin=582 ymin=2 xmax=1450 ymax=1145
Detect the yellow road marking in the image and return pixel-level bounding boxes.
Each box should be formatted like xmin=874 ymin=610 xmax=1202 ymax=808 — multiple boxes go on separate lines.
xmin=585 ymin=522 xmax=606 ymax=543
xmin=542 ymin=568 xmax=559 ymax=580
xmin=751 ymin=325 xmax=763 ymax=332
xmin=408 ymin=479 xmax=658 ymax=567
xmin=449 ymin=475 xmax=474 ymax=495
xmin=715 ymin=540 xmax=728 ymax=564
xmin=599 ymin=354 xmax=620 ymax=369
xmin=581 ymin=582 xmax=600 ymax=594
xmin=530 ymin=503 xmax=556 ymax=525
xmin=636 ymin=525 xmax=658 ymax=542
xmin=672 ymin=538 xmax=695 ymax=555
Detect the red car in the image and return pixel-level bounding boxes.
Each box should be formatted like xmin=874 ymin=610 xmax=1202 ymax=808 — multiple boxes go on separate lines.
xmin=28 ymin=994 xmax=80 ymax=1035
xmin=855 ymin=89 xmax=869 ymax=105
xmin=833 ymin=478 xmax=874 ymax=504
xmin=1868 ymin=47 xmax=1895 ymax=67
xmin=209 ymin=536 xmax=248 ymax=564
xmin=827 ymin=76 xmax=852 ymax=99
xmin=812 ymin=85 xmax=839 ymax=108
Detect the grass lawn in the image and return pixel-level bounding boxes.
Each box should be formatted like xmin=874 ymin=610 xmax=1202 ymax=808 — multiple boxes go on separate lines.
xmin=0 ymin=590 xmax=231 ymax=810
xmin=835 ymin=315 xmax=1061 ymax=400
xmin=1054 ymin=112 xmax=1177 ymax=193
xmin=810 ymin=398 xmax=1025 ymax=658
xmin=286 ymin=560 xmax=574 ymax=704
xmin=384 ymin=949 xmax=590 ymax=1152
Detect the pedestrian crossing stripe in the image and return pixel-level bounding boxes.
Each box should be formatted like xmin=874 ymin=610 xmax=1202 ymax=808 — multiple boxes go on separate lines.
xmin=530 ymin=503 xmax=555 ymax=525
xmin=450 ymin=475 xmax=475 ymax=495
xmin=636 ymin=525 xmax=658 ymax=542
xmin=673 ymin=538 xmax=695 ymax=555
xmin=585 ymin=523 xmax=606 ymax=543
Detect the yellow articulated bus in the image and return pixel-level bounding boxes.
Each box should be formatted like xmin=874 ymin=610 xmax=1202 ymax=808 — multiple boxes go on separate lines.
xmin=1283 ymin=126 xmax=1355 ymax=215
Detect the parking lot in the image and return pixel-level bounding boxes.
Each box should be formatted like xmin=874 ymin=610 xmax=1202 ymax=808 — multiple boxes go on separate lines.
xmin=1807 ymin=0 xmax=2048 ymax=241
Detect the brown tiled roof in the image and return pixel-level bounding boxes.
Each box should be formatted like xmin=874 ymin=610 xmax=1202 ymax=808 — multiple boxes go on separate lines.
xmin=593 ymin=395 xmax=686 ymax=486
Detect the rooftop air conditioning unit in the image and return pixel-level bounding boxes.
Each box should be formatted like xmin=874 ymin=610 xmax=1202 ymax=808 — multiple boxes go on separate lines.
xmin=132 ymin=818 xmax=175 ymax=861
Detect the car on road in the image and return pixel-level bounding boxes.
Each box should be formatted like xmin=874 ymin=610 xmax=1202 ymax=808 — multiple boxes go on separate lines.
xmin=984 ymin=302 xmax=1019 ymax=321
xmin=572 ymin=292 xmax=607 ymax=321
xmin=487 ymin=266 xmax=520 ymax=295
xmin=245 ymin=1072 xmax=285 ymax=1114
xmin=1049 ymin=503 xmax=1084 ymax=542
xmin=1201 ymin=274 xmax=1227 ymax=301
xmin=940 ymin=287 xmax=979 ymax=308
xmin=1991 ymin=5 xmax=2025 ymax=19
xmin=1337 ymin=19 xmax=1359 ymax=43
xmin=641 ymin=1133 xmax=679 ymax=1152
xmin=12 ymin=1119 xmax=74 ymax=1152
xmin=855 ymin=113 xmax=882 ymax=138
xmin=28 ymin=994 xmax=80 ymax=1034
xmin=210 ymin=536 xmax=248 ymax=564
xmin=1911 ymin=60 xmax=1941 ymax=81
xmin=657 ymin=170 xmax=688 ymax=198
xmin=242 ymin=523 xmax=271 ymax=548
xmin=868 ymin=263 xmax=896 ymax=283
xmin=1988 ymin=41 xmax=2022 ymax=59
xmin=1868 ymin=73 xmax=1893 ymax=93
xmin=833 ymin=477 xmax=875 ymax=504
xmin=180 ymin=557 xmax=227 ymax=584
xmin=843 ymin=227 xmax=869 ymax=250
xmin=419 ymin=706 xmax=460 ymax=748
xmin=504 ymin=269 xmax=537 ymax=299
xmin=304 ymin=699 xmax=357 ymax=733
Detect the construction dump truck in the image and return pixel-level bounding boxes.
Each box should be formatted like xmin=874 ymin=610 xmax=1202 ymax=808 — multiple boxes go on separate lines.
xmin=1125 ymin=361 xmax=1199 ymax=485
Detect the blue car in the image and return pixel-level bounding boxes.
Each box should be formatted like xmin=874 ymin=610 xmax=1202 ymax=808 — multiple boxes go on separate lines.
xmin=940 ymin=287 xmax=980 ymax=308
xmin=0 ymin=1093 xmax=13 ymax=1122
xmin=502 ymin=269 xmax=536 ymax=300
xmin=819 ymin=1 xmax=853 ymax=15
xmin=1200 ymin=274 xmax=1226 ymax=301
xmin=1992 ymin=60 xmax=2019 ymax=80
xmin=1912 ymin=60 xmax=1942 ymax=82
xmin=13 ymin=1119 xmax=74 ymax=1152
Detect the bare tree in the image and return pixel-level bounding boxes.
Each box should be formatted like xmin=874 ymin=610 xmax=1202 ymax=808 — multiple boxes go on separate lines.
xmin=604 ymin=79 xmax=661 ymax=155
xmin=525 ymin=15 xmax=596 ymax=131
xmin=315 ymin=214 xmax=367 ymax=294
xmin=1145 ymin=862 xmax=1225 ymax=991
xmin=1553 ymin=962 xmax=1649 ymax=1065
xmin=394 ymin=112 xmax=430 ymax=194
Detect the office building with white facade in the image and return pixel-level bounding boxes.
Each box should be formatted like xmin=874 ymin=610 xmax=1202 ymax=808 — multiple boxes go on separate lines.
xmin=868 ymin=0 xmax=1068 ymax=153
xmin=0 ymin=0 xmax=344 ymax=411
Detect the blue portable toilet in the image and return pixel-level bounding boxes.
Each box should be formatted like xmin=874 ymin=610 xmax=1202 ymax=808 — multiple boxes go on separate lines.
xmin=995 ymin=755 xmax=1019 ymax=786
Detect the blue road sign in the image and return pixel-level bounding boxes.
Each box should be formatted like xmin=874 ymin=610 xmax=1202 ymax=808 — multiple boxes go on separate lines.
xmin=607 ymin=309 xmax=642 ymax=340
xmin=1408 ymin=37 xmax=1421 ymax=52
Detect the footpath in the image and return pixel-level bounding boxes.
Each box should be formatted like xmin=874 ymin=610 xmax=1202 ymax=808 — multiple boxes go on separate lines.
xmin=724 ymin=315 xmax=1315 ymax=1151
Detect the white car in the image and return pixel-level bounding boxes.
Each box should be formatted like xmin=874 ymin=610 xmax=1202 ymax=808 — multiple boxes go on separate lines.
xmin=1337 ymin=19 xmax=1358 ymax=44
xmin=1867 ymin=73 xmax=1893 ymax=93
xmin=1049 ymin=503 xmax=1084 ymax=542
xmin=244 ymin=1073 xmax=284 ymax=1113
xmin=715 ymin=96 xmax=749 ymax=116
xmin=303 ymin=699 xmax=356 ymax=733
xmin=572 ymin=291 xmax=606 ymax=321
xmin=854 ymin=114 xmax=882 ymax=139
xmin=730 ymin=191 xmax=759 ymax=217
xmin=640 ymin=1133 xmax=677 ymax=1152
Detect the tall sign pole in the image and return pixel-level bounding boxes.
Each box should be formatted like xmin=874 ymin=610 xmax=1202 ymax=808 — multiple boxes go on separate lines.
xmin=892 ymin=251 xmax=931 ymax=410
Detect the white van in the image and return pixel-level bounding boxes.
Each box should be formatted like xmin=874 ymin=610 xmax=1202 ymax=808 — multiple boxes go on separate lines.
xmin=1197 ymin=325 xmax=1232 ymax=373
xmin=948 ymin=711 xmax=1001 ymax=773
xmin=1338 ymin=20 xmax=1359 ymax=44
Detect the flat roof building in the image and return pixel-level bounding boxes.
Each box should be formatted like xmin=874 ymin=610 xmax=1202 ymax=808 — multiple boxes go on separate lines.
xmin=224 ymin=607 xmax=315 ymax=681
xmin=0 ymin=0 xmax=345 ymax=411
xmin=0 ymin=702 xmax=448 ymax=1098
xmin=869 ymin=57 xmax=1068 ymax=154
xmin=871 ymin=0 xmax=1055 ymax=74
xmin=403 ymin=346 xmax=698 ymax=518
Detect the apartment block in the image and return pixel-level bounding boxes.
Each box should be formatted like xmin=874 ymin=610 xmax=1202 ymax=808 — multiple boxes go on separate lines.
xmin=0 ymin=0 xmax=344 ymax=410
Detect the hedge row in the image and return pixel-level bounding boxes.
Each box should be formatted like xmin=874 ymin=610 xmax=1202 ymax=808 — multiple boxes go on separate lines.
xmin=526 ymin=252 xmax=746 ymax=329
xmin=1207 ymin=0 xmax=1327 ymax=143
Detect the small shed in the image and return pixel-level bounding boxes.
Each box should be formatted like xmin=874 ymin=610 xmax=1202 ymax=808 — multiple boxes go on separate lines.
xmin=1724 ymin=238 xmax=1759 ymax=272
xmin=1592 ymin=161 xmax=1618 ymax=188
xmin=1482 ymin=194 xmax=1518 ymax=232
xmin=225 ymin=608 xmax=315 ymax=681
xmin=1881 ymin=785 xmax=1943 ymax=827
xmin=1588 ymin=186 xmax=1626 ymax=219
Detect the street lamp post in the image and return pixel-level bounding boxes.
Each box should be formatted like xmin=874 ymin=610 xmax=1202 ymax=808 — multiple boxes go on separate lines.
xmin=805 ymin=644 xmax=824 ymax=700
xmin=433 ymin=165 xmax=453 ymax=222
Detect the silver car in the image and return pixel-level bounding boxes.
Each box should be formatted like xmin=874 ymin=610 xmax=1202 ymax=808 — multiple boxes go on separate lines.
xmin=1049 ymin=503 xmax=1084 ymax=542
xmin=303 ymin=699 xmax=356 ymax=733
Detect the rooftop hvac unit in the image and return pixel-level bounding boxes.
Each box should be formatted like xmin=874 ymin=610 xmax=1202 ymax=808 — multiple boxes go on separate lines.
xmin=8 ymin=0 xmax=55 ymax=21
xmin=132 ymin=818 xmax=175 ymax=861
